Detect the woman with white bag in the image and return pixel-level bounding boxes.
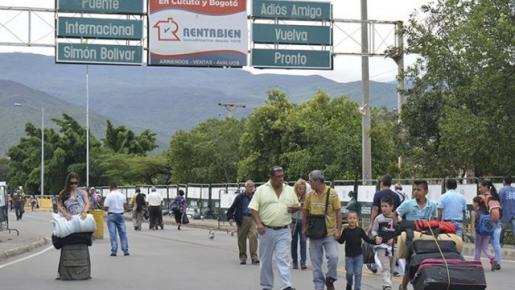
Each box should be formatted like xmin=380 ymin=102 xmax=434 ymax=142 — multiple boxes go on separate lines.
xmin=56 ymin=172 xmax=92 ymax=280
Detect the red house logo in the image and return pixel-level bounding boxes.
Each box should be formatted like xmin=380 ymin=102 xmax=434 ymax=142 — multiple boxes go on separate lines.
xmin=153 ymin=18 xmax=180 ymax=41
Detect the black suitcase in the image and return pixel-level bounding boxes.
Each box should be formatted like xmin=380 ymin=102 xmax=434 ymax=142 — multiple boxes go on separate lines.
xmin=412 ymin=239 xmax=458 ymax=255
xmin=58 ymin=244 xmax=91 ymax=280
xmin=413 ymin=259 xmax=486 ymax=290
xmin=407 ymin=252 xmax=463 ymax=279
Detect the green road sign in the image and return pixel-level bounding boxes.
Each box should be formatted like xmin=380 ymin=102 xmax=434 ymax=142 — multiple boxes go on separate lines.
xmin=252 ymin=49 xmax=332 ymax=70
xmin=253 ymin=0 xmax=332 ymax=21
xmin=253 ymin=23 xmax=331 ymax=45
xmin=57 ymin=0 xmax=145 ymax=15
xmin=57 ymin=17 xmax=143 ymax=40
xmin=56 ymin=43 xmax=142 ymax=65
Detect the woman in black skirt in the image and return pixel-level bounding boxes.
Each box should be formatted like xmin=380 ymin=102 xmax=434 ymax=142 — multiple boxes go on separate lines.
xmin=56 ymin=172 xmax=91 ymax=280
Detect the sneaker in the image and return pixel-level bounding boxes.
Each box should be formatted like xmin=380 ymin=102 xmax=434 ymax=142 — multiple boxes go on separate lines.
xmin=252 ymin=259 xmax=260 ymax=265
xmin=325 ymin=277 xmax=336 ymax=290
xmin=301 ymin=264 xmax=307 ymax=270
xmin=110 ymin=253 xmax=116 ymax=256
xmin=240 ymin=260 xmax=246 ymax=265
xmin=124 ymin=252 xmax=130 ymax=256
xmin=383 ymin=287 xmax=392 ymax=290
xmin=292 ymin=263 xmax=298 ymax=269
xmin=494 ymin=263 xmax=501 ymax=270
xmin=282 ymin=287 xmax=296 ymax=290
xmin=346 ymin=284 xmax=352 ymax=290
xmin=393 ymin=271 xmax=401 ymax=277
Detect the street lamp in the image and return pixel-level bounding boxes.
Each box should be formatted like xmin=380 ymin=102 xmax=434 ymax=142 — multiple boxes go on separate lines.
xmin=14 ymin=103 xmax=45 ymax=196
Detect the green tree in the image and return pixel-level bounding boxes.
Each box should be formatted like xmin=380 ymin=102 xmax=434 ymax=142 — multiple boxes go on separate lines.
xmin=99 ymin=153 xmax=171 ymax=185
xmin=0 ymin=157 xmax=8 ymax=181
xmin=238 ymin=89 xmax=294 ymax=180
xmin=401 ymin=0 xmax=515 ymax=177
xmin=104 ymin=120 xmax=158 ymax=155
xmin=168 ymin=118 xmax=245 ymax=183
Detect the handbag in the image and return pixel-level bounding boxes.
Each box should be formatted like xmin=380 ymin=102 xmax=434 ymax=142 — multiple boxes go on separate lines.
xmin=181 ymin=213 xmax=189 ymax=224
xmin=306 ymin=188 xmax=330 ymax=239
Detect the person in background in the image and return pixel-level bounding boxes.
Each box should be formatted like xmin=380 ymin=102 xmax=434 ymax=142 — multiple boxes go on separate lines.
xmin=13 ymin=190 xmax=25 ymax=220
xmin=131 ymin=188 xmax=146 ymax=231
xmin=394 ymin=184 xmax=409 ymax=204
xmin=471 ymin=196 xmax=496 ymax=268
xmin=367 ymin=175 xmax=401 ymax=233
xmin=290 ymin=178 xmax=307 ymax=270
xmin=89 ymin=187 xmax=102 ymax=210
xmin=500 ymin=175 xmax=515 ymax=246
xmin=345 ymin=190 xmax=361 ymax=216
xmin=227 ymin=180 xmax=259 ymax=265
xmin=437 ymin=179 xmax=467 ymax=238
xmin=479 ymin=180 xmax=502 ymax=271
xmin=31 ymin=194 xmax=38 ymax=211
xmin=104 ymin=182 xmax=130 ymax=257
xmin=249 ymin=166 xmax=299 ymax=290
xmin=171 ymin=190 xmax=187 ymax=230
xmin=147 ymin=187 xmax=163 ymax=230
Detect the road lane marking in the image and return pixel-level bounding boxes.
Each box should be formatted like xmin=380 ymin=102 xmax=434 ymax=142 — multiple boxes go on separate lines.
xmin=0 ymin=246 xmax=53 ymax=269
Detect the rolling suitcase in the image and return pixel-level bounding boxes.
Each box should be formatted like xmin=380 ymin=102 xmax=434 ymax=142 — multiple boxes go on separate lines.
xmin=58 ymin=244 xmax=91 ymax=280
xmin=411 ymin=239 xmax=458 ymax=255
xmin=413 ymin=259 xmax=486 ymax=290
xmin=407 ymin=251 xmax=463 ymax=279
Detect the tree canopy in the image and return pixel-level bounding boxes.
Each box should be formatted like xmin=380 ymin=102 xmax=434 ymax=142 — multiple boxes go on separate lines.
xmin=401 ymin=0 xmax=514 ymax=177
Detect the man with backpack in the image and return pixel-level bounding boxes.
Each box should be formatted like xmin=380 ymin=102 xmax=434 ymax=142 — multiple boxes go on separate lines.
xmin=131 ymin=188 xmax=146 ymax=231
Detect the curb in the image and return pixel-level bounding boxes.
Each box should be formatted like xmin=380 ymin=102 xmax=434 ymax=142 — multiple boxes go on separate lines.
xmin=0 ymin=237 xmax=50 ymax=262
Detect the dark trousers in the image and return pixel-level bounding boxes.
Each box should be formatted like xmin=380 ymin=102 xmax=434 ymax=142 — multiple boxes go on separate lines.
xmin=148 ymin=206 xmax=162 ymax=229
xmin=291 ymin=219 xmax=307 ymax=266
xmin=15 ymin=206 xmax=24 ymax=220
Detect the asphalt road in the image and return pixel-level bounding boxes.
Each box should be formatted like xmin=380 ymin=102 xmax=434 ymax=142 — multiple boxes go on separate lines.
xmin=0 ymin=211 xmax=512 ymax=290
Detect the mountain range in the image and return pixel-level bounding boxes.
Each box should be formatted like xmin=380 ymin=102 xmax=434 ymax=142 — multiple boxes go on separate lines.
xmin=0 ymin=53 xmax=398 ymax=155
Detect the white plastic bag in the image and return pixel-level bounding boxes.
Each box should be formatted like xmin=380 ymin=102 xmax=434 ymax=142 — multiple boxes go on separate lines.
xmin=52 ymin=213 xmax=97 ymax=238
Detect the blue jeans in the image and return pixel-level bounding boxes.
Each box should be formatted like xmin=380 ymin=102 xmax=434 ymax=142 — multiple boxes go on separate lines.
xmin=345 ymin=255 xmax=364 ymax=290
xmin=259 ymin=227 xmax=292 ymax=290
xmin=309 ymin=236 xmax=338 ymax=290
xmin=107 ymin=213 xmax=129 ymax=255
xmin=491 ymin=222 xmax=502 ymax=264
xmin=450 ymin=221 xmax=464 ymax=239
xmin=291 ymin=219 xmax=306 ymax=266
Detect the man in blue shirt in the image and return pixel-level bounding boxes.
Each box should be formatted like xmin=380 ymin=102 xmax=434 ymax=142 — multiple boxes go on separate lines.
xmin=227 ymin=180 xmax=259 ymax=265
xmin=367 ymin=175 xmax=402 ymax=233
xmin=500 ymin=175 xmax=515 ymax=245
xmin=437 ymin=179 xmax=467 ymax=238
xmin=396 ymin=180 xmax=437 ymax=290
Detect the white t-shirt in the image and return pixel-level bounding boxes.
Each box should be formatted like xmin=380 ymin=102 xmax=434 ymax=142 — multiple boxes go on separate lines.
xmin=104 ymin=190 xmax=126 ymax=214
xmin=147 ymin=192 xmax=163 ymax=206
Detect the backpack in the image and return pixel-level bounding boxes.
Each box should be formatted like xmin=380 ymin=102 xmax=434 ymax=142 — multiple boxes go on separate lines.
xmin=135 ymin=194 xmax=146 ymax=211
xmin=476 ymin=211 xmax=494 ymax=236
xmin=485 ymin=195 xmax=502 ymax=223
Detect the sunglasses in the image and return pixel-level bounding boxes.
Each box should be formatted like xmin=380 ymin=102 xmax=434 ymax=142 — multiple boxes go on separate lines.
xmin=69 ymin=181 xmax=79 ymax=185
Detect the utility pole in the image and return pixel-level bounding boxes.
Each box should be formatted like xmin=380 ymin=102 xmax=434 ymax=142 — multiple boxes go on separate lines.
xmin=218 ymin=103 xmax=246 ymax=118
xmin=361 ymin=0 xmax=372 ymax=183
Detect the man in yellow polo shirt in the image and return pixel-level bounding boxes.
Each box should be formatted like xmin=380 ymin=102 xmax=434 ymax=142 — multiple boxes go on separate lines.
xmin=303 ymin=170 xmax=341 ymax=290
xmin=249 ymin=166 xmax=299 ymax=290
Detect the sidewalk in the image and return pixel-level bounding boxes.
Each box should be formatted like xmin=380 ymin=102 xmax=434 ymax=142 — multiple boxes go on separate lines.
xmin=0 ymin=231 xmax=49 ymax=262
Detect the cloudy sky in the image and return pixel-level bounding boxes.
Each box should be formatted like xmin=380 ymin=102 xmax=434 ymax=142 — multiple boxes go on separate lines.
xmin=0 ymin=0 xmax=428 ymax=82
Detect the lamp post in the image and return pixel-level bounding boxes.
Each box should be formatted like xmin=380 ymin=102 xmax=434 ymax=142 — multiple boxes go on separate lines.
xmin=14 ymin=103 xmax=44 ymax=196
